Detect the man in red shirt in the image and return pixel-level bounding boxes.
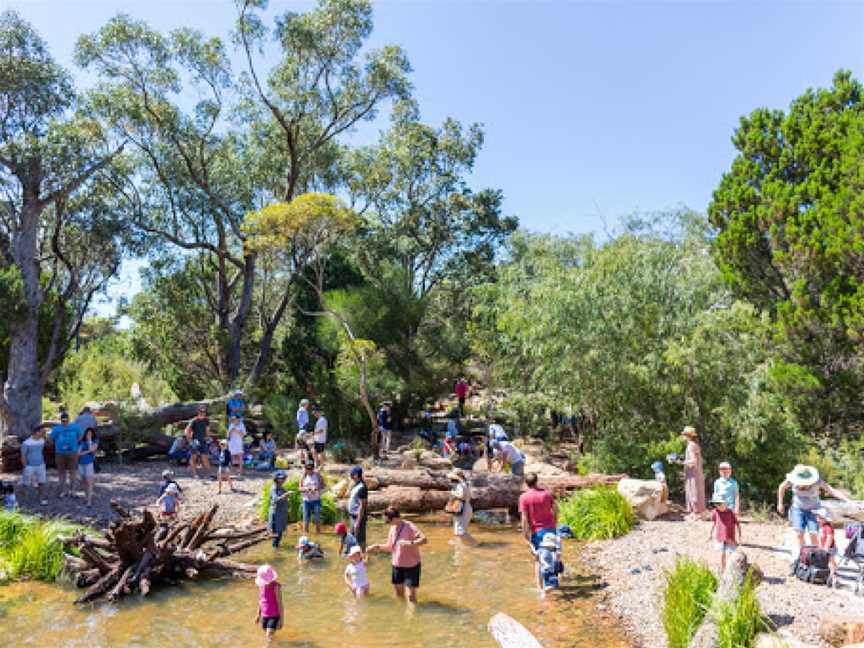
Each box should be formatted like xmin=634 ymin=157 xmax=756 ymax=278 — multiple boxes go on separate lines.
xmin=519 ymin=473 xmax=558 ymax=588
xmin=454 ymin=378 xmax=469 ymax=416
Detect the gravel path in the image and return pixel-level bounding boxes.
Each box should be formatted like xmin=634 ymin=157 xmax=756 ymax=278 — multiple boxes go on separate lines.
xmin=582 ymin=517 xmax=863 ymax=648
xmin=2 ymin=459 xmax=273 ymax=530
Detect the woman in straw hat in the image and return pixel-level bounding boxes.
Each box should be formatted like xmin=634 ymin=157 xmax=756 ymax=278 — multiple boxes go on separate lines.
xmin=680 ymin=426 xmax=706 ymax=520
xmin=447 ymin=469 xmax=476 ymax=545
xmin=777 ymin=464 xmax=858 ymax=547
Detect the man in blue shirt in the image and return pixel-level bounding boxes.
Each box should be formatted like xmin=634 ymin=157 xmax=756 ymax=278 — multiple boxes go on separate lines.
xmin=51 ymin=412 xmax=82 ymax=498
xmin=226 ymin=390 xmax=245 ymax=420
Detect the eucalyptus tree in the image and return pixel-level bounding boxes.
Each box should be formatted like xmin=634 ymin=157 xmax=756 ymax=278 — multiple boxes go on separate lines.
xmin=0 ymin=11 xmax=128 ymax=437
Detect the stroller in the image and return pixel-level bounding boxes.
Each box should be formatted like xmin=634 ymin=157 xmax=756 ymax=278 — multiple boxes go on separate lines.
xmin=834 ymin=523 xmax=864 ymax=595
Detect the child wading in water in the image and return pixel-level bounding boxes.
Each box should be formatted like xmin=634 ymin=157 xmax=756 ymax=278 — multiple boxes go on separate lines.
xmin=217 ymin=439 xmax=235 ymax=494
xmin=708 ymin=494 xmax=742 ymax=571
xmin=254 ymin=564 xmax=283 ymax=644
xmin=344 ymin=545 xmax=370 ymax=598
xmin=157 ymin=483 xmax=181 ymax=520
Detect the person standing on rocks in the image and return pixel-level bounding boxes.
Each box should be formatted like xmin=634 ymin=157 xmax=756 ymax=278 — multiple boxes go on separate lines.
xmin=519 ymin=473 xmax=558 ymax=588
xmin=296 ymin=399 xmax=311 ymax=464
xmin=185 ymin=407 xmax=211 ymax=479
xmin=455 ymin=378 xmax=469 ymax=416
xmin=51 ymin=411 xmax=81 ymax=498
xmin=377 ymin=401 xmax=393 ymax=455
xmin=348 ymin=466 xmax=369 ymax=550
xmin=312 ymin=407 xmax=328 ymax=468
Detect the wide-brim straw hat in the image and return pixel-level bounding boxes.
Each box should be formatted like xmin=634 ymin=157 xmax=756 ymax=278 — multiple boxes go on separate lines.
xmin=786 ymin=464 xmax=819 ymax=487
xmin=255 ymin=564 xmax=278 ymax=587
xmin=681 ymin=426 xmax=698 ymax=439
xmin=447 ymin=469 xmax=464 ymax=481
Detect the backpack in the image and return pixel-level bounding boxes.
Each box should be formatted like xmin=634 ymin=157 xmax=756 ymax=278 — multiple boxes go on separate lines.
xmin=794 ymin=545 xmax=831 ymax=585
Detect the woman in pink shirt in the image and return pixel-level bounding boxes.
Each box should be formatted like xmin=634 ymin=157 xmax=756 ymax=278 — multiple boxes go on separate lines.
xmin=368 ymin=506 xmax=427 ymax=603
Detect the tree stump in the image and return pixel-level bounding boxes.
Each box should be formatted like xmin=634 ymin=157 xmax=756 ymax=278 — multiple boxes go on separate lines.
xmin=62 ymin=499 xmax=269 ymax=604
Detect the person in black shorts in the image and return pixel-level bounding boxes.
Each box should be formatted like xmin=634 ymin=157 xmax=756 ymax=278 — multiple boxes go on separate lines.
xmin=185 ymin=406 xmax=211 ymax=478
xmin=368 ymin=506 xmax=427 ymax=603
xmin=347 ymin=466 xmax=368 ymax=549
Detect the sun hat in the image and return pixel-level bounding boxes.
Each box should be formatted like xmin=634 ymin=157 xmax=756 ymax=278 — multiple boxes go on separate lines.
xmin=334 ymin=522 xmax=348 ymax=535
xmin=447 ymin=469 xmax=464 ymax=482
xmin=304 ymin=460 xmax=315 ymax=469
xmin=786 ymin=464 xmax=819 ymax=487
xmin=711 ymin=494 xmax=727 ymax=504
xmin=682 ymin=426 xmax=698 ymax=439
xmin=650 ymin=461 xmax=664 ymax=473
xmin=539 ymin=533 xmax=559 ymax=549
xmin=255 ymin=564 xmax=278 ymax=587
xmin=718 ymin=462 xmax=732 ymax=470
xmin=219 ymin=439 xmax=227 ymax=447
xmin=295 ymin=536 xmax=310 ymax=548
xmin=348 ymin=545 xmax=363 ymax=558
xmin=234 ymin=389 xmax=243 ymax=396
xmin=812 ymin=507 xmax=831 ymax=521
xmin=300 ymin=398 xmax=310 ymax=407
xmin=273 ymin=470 xmax=287 ymax=481
xmin=166 ymin=483 xmax=179 ymax=494
xmin=162 ymin=469 xmax=173 ymax=478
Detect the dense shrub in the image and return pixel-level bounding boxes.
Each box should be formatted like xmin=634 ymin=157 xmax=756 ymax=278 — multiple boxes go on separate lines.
xmin=0 ymin=512 xmax=83 ymax=582
xmin=557 ymin=487 xmax=634 ymax=540
xmin=257 ymin=478 xmax=337 ymax=526
xmin=716 ymin=571 xmax=765 ymax=648
xmin=662 ymin=557 xmax=718 ymax=648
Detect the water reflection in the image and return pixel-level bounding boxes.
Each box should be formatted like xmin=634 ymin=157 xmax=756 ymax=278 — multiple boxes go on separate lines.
xmin=0 ymin=521 xmax=628 ymax=648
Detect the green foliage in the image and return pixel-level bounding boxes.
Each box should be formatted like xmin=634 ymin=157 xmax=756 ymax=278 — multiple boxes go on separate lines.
xmin=257 ymin=478 xmax=337 ymax=526
xmin=709 ymin=70 xmax=864 ymax=435
xmin=557 ymin=487 xmax=634 ymax=540
xmin=0 ymin=512 xmax=83 ymax=582
xmin=662 ymin=558 xmax=718 ymax=648
xmin=800 ymin=438 xmax=864 ymax=498
xmin=716 ymin=571 xmax=765 ymax=648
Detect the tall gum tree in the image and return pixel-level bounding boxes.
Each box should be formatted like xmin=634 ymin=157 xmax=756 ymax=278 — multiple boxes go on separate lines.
xmin=0 ymin=11 xmax=127 ymax=437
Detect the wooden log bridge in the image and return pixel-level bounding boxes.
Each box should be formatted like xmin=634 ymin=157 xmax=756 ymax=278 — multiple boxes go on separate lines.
xmin=341 ymin=468 xmax=625 ymax=514
xmin=62 ymin=499 xmax=268 ymax=604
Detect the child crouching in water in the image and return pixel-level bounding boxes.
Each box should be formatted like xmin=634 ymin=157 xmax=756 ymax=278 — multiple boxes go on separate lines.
xmin=295 ymin=535 xmax=325 ymax=561
xmin=343 ymin=545 xmax=370 ymax=598
xmin=255 ymin=564 xmax=283 ymax=644
xmin=708 ymin=494 xmax=742 ymax=571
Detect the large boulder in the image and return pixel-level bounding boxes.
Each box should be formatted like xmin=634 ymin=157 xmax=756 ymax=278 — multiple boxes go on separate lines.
xmin=818 ymin=615 xmax=864 ymax=647
xmin=617 ymin=478 xmax=669 ymax=520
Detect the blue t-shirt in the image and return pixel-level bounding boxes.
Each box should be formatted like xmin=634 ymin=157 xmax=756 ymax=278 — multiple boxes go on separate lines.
xmin=227 ymin=398 xmax=245 ymax=419
xmin=713 ymin=477 xmax=739 ymax=508
xmin=78 ymin=440 xmax=96 ymax=465
xmin=51 ymin=423 xmax=82 ymax=454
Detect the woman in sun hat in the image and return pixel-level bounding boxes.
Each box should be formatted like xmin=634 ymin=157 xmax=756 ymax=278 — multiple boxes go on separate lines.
xmin=777 ymin=464 xmax=858 ymax=546
xmin=267 ymin=470 xmax=292 ymax=548
xmin=254 ymin=564 xmax=283 ymax=643
xmin=447 ymin=469 xmax=476 ymax=545
xmin=678 ymin=426 xmax=706 ymax=520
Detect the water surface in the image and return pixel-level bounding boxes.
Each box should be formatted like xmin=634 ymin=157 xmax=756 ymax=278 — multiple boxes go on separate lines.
xmin=0 ymin=519 xmax=628 ymax=647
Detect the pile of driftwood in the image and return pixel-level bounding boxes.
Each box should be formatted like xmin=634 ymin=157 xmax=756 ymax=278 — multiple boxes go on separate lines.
xmin=344 ymin=468 xmax=625 ymax=514
xmin=62 ymin=500 xmax=268 ymax=604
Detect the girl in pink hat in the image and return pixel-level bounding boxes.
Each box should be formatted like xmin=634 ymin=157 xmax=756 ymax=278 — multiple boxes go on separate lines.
xmin=254 ymin=564 xmax=283 ymax=643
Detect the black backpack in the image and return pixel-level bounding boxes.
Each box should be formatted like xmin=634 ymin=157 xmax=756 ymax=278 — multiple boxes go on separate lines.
xmin=794 ymin=545 xmax=830 ymax=585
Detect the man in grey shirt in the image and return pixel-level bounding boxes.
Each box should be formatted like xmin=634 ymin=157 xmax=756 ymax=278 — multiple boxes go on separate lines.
xmin=75 ymin=406 xmax=98 ymax=434
xmin=21 ymin=426 xmax=48 ymax=504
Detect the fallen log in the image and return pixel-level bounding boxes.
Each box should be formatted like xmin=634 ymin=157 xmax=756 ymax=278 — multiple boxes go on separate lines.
xmin=488 ymin=612 xmax=544 ymax=648
xmin=344 ymin=485 xmax=526 ymax=514
xmin=365 ymin=468 xmax=622 ymax=493
xmin=65 ymin=498 xmax=267 ymax=604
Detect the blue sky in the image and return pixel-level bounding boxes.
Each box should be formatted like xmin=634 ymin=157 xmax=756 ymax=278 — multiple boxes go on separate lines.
xmin=8 ymin=0 xmax=864 ymax=312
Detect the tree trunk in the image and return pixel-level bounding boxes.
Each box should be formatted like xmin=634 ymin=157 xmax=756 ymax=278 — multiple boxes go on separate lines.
xmin=2 ymin=198 xmax=44 ymax=439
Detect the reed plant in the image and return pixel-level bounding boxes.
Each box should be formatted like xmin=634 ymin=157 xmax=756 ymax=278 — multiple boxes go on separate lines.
xmin=662 ymin=557 xmax=718 ymax=648
xmin=716 ymin=571 xmax=765 ymax=648
xmin=557 ymin=487 xmax=634 ymax=540
xmin=0 ymin=511 xmax=82 ymax=582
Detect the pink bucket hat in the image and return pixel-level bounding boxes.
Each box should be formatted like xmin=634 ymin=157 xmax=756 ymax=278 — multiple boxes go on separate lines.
xmin=255 ymin=564 xmax=278 ymax=587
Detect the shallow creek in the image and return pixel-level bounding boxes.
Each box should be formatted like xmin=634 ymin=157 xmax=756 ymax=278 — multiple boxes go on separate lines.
xmin=0 ymin=518 xmax=628 ymax=647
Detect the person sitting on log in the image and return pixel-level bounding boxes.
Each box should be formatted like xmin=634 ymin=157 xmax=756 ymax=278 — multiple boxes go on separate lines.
xmin=257 ymin=430 xmax=277 ymax=470
xmin=295 ymin=535 xmax=324 ymax=561
xmin=157 ymin=483 xmax=181 ymax=520
xmin=167 ymin=433 xmax=191 ymax=466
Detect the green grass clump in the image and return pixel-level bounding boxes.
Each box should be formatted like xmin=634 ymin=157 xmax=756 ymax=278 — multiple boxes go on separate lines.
xmin=716 ymin=571 xmax=765 ymax=648
xmin=557 ymin=487 xmax=635 ymax=540
xmin=0 ymin=511 xmax=83 ymax=582
xmin=662 ymin=557 xmax=718 ymax=648
xmin=258 ymin=479 xmax=337 ymax=526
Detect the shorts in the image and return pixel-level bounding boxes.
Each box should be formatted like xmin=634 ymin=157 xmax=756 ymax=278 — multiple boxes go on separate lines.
xmin=391 ymin=563 xmax=421 ymax=588
xmin=541 ymin=571 xmax=560 ymax=589
xmin=714 ymin=541 xmax=737 ymax=553
xmin=78 ymin=463 xmax=95 ymax=478
xmin=190 ymin=440 xmax=205 ymax=455
xmin=314 ymin=442 xmax=326 ymax=454
xmin=789 ymin=506 xmax=819 ymax=533
xmin=22 ymin=465 xmax=47 ymax=485
xmin=350 ymin=514 xmax=367 ymax=546
xmin=261 ymin=616 xmax=280 ymax=630
xmin=55 ymin=453 xmax=77 ymax=471
xmin=530 ymin=528 xmax=557 ymax=550
xmin=511 ymin=461 xmax=525 ymax=477
xmin=218 ymin=465 xmax=231 ymax=477
xmin=303 ymin=499 xmax=321 ymax=523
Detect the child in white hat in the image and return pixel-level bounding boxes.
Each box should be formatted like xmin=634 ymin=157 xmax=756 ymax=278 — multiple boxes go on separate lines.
xmin=343 ymin=545 xmax=370 ymax=598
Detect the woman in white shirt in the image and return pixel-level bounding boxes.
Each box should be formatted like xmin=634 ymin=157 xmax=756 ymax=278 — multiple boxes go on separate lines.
xmin=448 ymin=470 xmax=476 ymax=545
xmin=227 ymin=415 xmax=246 ymax=476
xmin=312 ymin=408 xmax=328 ymax=468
